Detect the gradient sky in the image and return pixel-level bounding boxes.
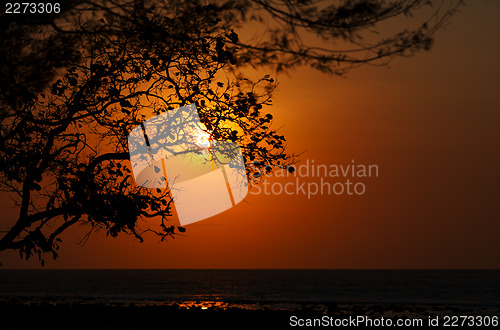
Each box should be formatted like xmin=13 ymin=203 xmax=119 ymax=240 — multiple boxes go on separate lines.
xmin=1 ymin=0 xmax=499 ymax=268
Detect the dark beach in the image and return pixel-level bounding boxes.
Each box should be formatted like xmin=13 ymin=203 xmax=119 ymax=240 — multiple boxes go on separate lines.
xmin=1 ymin=269 xmax=499 ymax=329
xmin=1 ymin=299 xmax=498 ymax=329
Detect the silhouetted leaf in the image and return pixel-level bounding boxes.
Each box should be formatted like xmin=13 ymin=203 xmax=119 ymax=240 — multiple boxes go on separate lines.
xmin=227 ymin=30 xmax=238 ymax=43
xmin=68 ymin=77 xmax=77 ymax=86
xmin=120 ymin=99 xmax=133 ymax=107
xmin=108 ymin=88 xmax=120 ymax=97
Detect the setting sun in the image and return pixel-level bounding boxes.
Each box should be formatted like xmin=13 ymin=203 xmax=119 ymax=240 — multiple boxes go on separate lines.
xmin=195 ymin=130 xmax=212 ymax=148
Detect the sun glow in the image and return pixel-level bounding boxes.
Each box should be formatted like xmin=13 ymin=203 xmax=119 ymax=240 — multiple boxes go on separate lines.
xmin=195 ymin=130 xmax=211 ymax=148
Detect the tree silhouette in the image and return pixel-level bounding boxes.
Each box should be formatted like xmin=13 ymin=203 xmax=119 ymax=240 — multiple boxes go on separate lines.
xmin=0 ymin=0 xmax=462 ymax=264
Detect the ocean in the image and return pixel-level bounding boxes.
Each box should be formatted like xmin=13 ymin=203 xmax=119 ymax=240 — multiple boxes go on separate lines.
xmin=0 ymin=269 xmax=499 ymax=310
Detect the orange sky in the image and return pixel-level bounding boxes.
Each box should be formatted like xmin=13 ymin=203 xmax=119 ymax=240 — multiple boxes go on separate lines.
xmin=1 ymin=1 xmax=500 ymax=269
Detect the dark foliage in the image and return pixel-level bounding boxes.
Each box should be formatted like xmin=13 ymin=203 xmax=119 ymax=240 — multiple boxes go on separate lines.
xmin=0 ymin=0 xmax=462 ymax=263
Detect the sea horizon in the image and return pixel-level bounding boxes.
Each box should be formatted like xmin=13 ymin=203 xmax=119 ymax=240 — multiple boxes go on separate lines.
xmin=1 ymin=269 xmax=499 ymax=308
xmin=1 ymin=268 xmax=499 ymax=328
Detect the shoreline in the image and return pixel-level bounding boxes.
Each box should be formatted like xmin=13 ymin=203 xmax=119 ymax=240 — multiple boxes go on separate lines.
xmin=1 ymin=297 xmax=498 ymax=314
xmin=1 ymin=299 xmax=498 ymax=329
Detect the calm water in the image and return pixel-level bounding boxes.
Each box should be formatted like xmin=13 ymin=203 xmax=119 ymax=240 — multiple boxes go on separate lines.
xmin=0 ymin=269 xmax=499 ymax=308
